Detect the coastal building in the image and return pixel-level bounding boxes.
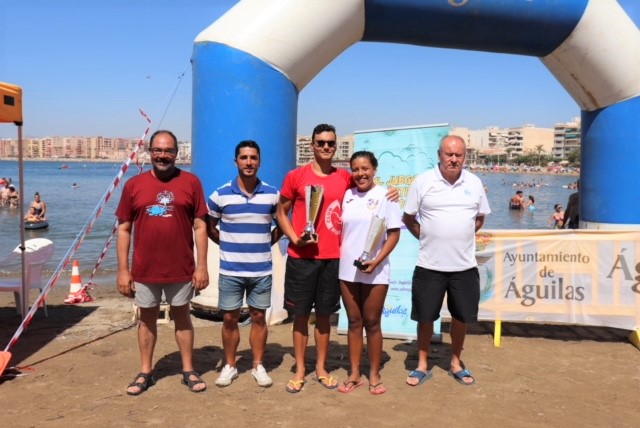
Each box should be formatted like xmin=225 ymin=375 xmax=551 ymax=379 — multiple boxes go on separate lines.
xmin=0 ymin=138 xmax=14 ymax=157
xmin=177 ymin=141 xmax=191 ymax=162
xmin=451 ymin=125 xmax=513 ymax=163
xmin=453 ymin=124 xmax=554 ymax=163
xmin=0 ymin=135 xmax=188 ymax=163
xmin=451 ymin=126 xmax=482 ymax=164
xmin=0 ymin=120 xmax=579 ymax=165
xmin=504 ymin=124 xmax=554 ymax=159
xmin=552 ymin=118 xmax=581 ymax=160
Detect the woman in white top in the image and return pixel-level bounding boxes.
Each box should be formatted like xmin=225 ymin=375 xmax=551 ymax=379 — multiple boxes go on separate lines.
xmin=337 ymin=151 xmax=402 ymax=395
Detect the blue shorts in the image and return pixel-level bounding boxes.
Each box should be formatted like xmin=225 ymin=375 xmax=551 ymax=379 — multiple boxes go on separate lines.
xmin=134 ymin=281 xmax=193 ymax=308
xmin=218 ymin=274 xmax=272 ymax=311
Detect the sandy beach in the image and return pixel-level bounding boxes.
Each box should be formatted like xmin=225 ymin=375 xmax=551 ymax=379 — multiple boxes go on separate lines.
xmin=1 ymin=277 xmax=639 ymax=428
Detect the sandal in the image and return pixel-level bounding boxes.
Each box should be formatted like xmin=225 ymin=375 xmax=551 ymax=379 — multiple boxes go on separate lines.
xmin=369 ymin=382 xmax=386 ymax=395
xmin=406 ymin=369 xmax=433 ymax=386
xmin=313 ymin=374 xmax=338 ymax=389
xmin=285 ymin=379 xmax=305 ymax=393
xmin=181 ymin=370 xmax=207 ymax=393
xmin=449 ymin=368 xmax=475 ymax=386
xmin=127 ymin=372 xmax=155 ymax=396
xmin=337 ymin=379 xmax=364 ymax=393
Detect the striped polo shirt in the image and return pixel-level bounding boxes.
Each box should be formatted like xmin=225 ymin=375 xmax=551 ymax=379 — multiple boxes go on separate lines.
xmin=208 ymin=178 xmax=279 ymax=277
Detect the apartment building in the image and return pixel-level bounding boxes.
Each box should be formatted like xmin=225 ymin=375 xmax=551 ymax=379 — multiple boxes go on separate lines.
xmin=0 ymin=120 xmax=580 ymax=164
xmin=552 ymin=118 xmax=581 ymax=160
xmin=0 ymin=135 xmax=141 ymax=160
xmin=505 ymin=125 xmax=554 ymax=158
xmin=450 ymin=126 xmax=497 ymax=164
xmin=0 ymin=138 xmax=14 ymax=157
xmin=452 ymin=124 xmax=555 ymax=162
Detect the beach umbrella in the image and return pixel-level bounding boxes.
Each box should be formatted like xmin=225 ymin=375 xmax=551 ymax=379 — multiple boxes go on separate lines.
xmin=0 ymin=81 xmax=25 ymax=375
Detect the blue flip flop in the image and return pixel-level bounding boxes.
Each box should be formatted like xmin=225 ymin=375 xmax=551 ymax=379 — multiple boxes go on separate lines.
xmin=406 ymin=369 xmax=433 ymax=386
xmin=449 ymin=368 xmax=476 ymax=386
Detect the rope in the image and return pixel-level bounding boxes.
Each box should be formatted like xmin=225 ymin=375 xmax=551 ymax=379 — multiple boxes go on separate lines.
xmin=154 ymin=64 xmax=188 ymax=131
xmin=75 ymin=159 xmax=146 ymax=300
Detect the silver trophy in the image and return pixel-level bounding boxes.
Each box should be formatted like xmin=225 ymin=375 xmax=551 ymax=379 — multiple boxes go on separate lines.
xmin=303 ymin=185 xmax=324 ymax=241
xmin=354 ymin=214 xmax=386 ymax=271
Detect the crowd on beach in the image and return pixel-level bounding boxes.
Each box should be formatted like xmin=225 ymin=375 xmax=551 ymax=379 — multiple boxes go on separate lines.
xmin=469 ymin=163 xmax=579 ymax=176
xmin=113 ymin=127 xmax=488 ymax=397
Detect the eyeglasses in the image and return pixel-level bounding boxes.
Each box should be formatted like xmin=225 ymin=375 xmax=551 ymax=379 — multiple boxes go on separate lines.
xmin=314 ymin=140 xmax=336 ymax=148
xmin=149 ymin=148 xmax=177 ymax=156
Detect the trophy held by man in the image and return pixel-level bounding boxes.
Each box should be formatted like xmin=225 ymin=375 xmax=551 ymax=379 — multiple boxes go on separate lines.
xmin=303 ymin=185 xmax=324 ymax=242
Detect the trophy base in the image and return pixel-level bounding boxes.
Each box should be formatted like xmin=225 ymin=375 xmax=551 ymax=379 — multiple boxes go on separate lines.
xmin=353 ymin=259 xmax=368 ymax=271
xmin=302 ymin=232 xmax=318 ymax=242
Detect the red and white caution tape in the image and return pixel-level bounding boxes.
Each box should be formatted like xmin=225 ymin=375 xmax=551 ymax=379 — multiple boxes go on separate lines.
xmin=3 ymin=110 xmax=152 ymax=353
xmin=66 ymin=159 xmax=146 ymax=304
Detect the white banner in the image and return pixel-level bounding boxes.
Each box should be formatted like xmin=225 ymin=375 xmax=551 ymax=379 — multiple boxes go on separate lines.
xmin=470 ymin=229 xmax=640 ymax=330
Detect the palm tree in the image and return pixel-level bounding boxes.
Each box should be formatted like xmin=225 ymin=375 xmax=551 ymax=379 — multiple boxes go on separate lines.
xmin=505 ymin=148 xmax=514 ymax=164
xmin=535 ymin=144 xmax=545 ymax=166
xmin=567 ymin=147 xmax=580 ymax=165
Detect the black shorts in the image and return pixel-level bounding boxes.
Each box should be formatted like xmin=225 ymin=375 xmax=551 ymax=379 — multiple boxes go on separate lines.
xmin=283 ymin=257 xmax=340 ymax=316
xmin=410 ymin=266 xmax=479 ymax=323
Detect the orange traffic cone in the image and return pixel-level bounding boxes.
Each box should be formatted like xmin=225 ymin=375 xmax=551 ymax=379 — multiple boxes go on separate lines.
xmin=70 ymin=260 xmax=83 ymax=292
xmin=64 ymin=261 xmax=94 ymax=304
xmin=0 ymin=351 xmax=11 ymax=377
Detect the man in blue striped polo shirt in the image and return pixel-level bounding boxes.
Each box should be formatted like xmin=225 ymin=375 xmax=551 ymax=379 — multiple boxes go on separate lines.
xmin=207 ymin=140 xmax=282 ymax=388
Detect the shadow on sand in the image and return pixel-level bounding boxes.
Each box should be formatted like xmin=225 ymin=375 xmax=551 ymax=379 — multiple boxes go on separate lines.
xmin=0 ymin=304 xmax=123 ymax=379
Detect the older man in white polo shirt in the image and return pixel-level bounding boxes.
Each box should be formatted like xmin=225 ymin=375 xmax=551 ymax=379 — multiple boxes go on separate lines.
xmin=402 ymin=134 xmax=491 ymax=387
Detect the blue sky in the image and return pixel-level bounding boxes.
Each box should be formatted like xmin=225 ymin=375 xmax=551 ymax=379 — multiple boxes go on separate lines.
xmin=0 ymin=0 xmax=597 ymax=140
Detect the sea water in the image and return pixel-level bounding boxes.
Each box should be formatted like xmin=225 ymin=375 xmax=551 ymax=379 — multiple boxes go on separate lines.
xmin=0 ymin=160 xmax=578 ymax=278
xmin=0 ymin=160 xmax=140 ymax=279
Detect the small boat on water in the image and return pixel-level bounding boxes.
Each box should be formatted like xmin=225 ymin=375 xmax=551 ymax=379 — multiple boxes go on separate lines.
xmin=25 ymin=220 xmax=49 ymax=230
xmin=59 ymin=164 xmax=70 ymax=170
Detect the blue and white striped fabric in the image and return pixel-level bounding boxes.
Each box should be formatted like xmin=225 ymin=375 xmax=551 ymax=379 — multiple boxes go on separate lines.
xmin=193 ymin=0 xmax=640 ymax=229
xmin=208 ymin=178 xmax=279 ymax=277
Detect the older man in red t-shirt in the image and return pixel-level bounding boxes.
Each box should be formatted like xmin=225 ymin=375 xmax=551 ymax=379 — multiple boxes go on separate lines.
xmin=116 ymin=130 xmax=209 ymax=395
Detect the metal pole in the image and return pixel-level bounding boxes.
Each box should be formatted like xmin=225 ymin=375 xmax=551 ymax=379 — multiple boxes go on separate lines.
xmin=17 ymin=124 xmax=27 ymax=319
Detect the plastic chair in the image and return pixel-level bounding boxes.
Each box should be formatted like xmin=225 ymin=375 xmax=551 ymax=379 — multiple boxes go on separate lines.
xmin=0 ymin=238 xmax=55 ymax=316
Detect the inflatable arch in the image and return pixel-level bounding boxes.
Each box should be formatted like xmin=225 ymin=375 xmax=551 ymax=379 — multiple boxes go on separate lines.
xmin=192 ymin=0 xmax=640 ymax=229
